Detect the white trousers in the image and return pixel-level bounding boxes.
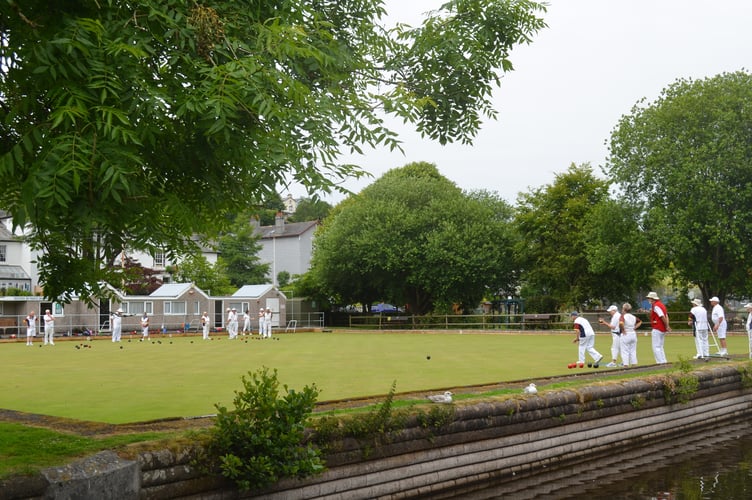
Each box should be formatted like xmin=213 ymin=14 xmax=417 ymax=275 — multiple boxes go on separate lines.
xmin=610 ymin=332 xmax=621 ymax=361
xmin=695 ymin=329 xmax=709 ymax=357
xmin=620 ymin=332 xmax=638 ymax=366
xmin=44 ymin=326 xmax=55 ymax=345
xmin=577 ymin=335 xmax=601 ymax=364
xmin=651 ymin=329 xmax=667 ymax=364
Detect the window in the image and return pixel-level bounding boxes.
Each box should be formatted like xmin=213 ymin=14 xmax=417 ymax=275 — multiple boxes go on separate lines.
xmin=0 ymin=245 xmax=5 ymax=262
xmin=154 ymin=252 xmax=165 ymax=267
xmin=194 ymin=301 xmax=201 ymax=315
xmin=126 ymin=302 xmax=153 ymax=315
xmin=53 ymin=303 xmax=64 ymax=316
xmin=164 ymin=301 xmax=186 ymax=315
xmin=228 ymin=302 xmax=244 ymax=312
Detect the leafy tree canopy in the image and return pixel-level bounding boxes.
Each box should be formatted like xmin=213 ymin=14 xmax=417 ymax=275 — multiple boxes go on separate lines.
xmin=289 ymin=197 xmax=332 ymax=223
xmin=309 ymin=162 xmax=519 ymax=314
xmin=253 ymin=194 xmax=286 ymax=226
xmin=514 ymin=163 xmax=612 ymax=309
xmin=171 ymin=253 xmax=235 ymax=296
xmin=606 ymin=71 xmax=752 ymax=303
xmin=0 ymin=0 xmax=546 ymax=302
xmin=218 ymin=211 xmax=269 ymax=288
xmin=581 ymin=198 xmax=659 ymax=303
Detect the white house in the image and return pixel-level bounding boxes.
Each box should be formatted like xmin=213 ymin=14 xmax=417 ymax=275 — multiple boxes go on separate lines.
xmin=0 ymin=218 xmax=32 ymax=292
xmin=0 ymin=209 xmax=318 ymax=292
xmin=255 ymin=213 xmax=318 ymax=286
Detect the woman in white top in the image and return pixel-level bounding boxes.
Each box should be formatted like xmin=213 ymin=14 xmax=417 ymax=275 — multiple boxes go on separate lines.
xmin=619 ymin=303 xmax=642 ymax=366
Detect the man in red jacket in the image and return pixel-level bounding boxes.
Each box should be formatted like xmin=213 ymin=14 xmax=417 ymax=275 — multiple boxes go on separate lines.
xmin=647 ymin=291 xmax=671 ymax=364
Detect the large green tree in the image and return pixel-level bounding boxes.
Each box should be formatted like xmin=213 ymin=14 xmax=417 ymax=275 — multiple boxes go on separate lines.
xmin=0 ymin=0 xmax=546 ymax=301
xmin=515 ymin=164 xmax=612 ymax=309
xmin=606 ymin=71 xmax=752 ymax=303
xmin=309 ymin=162 xmax=518 ymax=314
xmin=581 ymin=198 xmax=659 ymax=302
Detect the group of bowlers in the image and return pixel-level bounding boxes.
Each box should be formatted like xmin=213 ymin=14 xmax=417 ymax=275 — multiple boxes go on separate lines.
xmin=24 ymin=306 xmax=277 ymax=345
xmin=211 ymin=307 xmax=274 ymax=341
xmin=570 ymin=291 xmax=750 ymax=369
xmin=23 ymin=309 xmax=56 ymax=346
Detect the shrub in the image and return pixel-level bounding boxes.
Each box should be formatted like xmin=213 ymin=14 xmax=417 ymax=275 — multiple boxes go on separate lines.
xmin=206 ymin=367 xmax=324 ymax=491
xmin=312 ymin=381 xmax=413 ymax=455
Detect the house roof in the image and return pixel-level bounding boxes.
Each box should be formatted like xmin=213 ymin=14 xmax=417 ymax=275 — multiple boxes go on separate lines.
xmin=0 ymin=265 xmax=31 ymax=280
xmin=232 ymin=284 xmax=275 ymax=298
xmin=0 ymin=224 xmax=17 ymax=241
xmin=150 ymin=283 xmax=206 ymax=298
xmin=257 ymin=220 xmax=318 ymax=239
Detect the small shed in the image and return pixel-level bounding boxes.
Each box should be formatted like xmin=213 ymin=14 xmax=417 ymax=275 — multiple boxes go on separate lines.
xmin=227 ymin=284 xmax=286 ymax=329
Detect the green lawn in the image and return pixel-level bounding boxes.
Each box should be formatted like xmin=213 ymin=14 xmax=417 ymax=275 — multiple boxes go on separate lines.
xmin=1 ymin=330 xmax=746 ymax=424
xmin=0 ymin=422 xmax=173 ymax=477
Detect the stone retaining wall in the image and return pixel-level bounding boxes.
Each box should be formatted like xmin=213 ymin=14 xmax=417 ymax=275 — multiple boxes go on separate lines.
xmin=6 ymin=364 xmax=752 ymax=499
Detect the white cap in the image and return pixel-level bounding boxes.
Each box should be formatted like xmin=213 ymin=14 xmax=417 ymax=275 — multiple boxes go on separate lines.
xmin=710 ymin=296 xmax=720 ymax=303
xmin=607 ymin=305 xmax=618 ymax=312
xmin=646 ymin=292 xmax=660 ymax=300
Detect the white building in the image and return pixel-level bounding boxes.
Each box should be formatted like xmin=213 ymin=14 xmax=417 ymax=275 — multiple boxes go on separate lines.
xmin=0 ymin=210 xmax=318 ymax=292
xmin=255 ymin=213 xmax=318 ymax=286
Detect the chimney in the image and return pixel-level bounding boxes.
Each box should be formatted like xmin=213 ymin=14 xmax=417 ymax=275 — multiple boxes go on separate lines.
xmin=275 ymin=211 xmax=285 ymax=232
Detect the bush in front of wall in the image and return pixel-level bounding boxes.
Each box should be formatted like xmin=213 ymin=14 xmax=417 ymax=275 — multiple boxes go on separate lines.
xmin=205 ymin=367 xmax=324 ymax=491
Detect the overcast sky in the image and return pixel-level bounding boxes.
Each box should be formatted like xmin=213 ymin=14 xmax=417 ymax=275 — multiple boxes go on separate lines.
xmin=288 ymin=0 xmax=752 ymax=205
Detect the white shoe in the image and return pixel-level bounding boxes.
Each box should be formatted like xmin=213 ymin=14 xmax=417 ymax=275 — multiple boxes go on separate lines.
xmin=606 ymin=362 xmax=617 ymax=367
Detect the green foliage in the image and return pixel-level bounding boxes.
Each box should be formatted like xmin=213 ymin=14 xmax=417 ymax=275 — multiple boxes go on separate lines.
xmin=217 ymin=212 xmax=269 ymax=287
xmin=630 ymin=395 xmax=646 ymax=410
xmin=606 ymin=71 xmax=752 ymax=302
xmin=0 ymin=422 xmax=170 ymax=479
xmin=663 ymin=357 xmax=699 ymax=404
xmin=312 ymin=381 xmax=411 ymax=455
xmin=206 ymin=367 xmax=324 ymax=491
xmin=515 ymin=164 xmax=611 ymax=309
xmin=520 ymin=292 xmax=558 ymax=314
xmin=276 ymin=271 xmax=292 ymax=288
xmin=737 ymin=362 xmax=752 ymax=389
xmin=582 ymin=198 xmax=658 ymax=301
xmin=254 ymin=194 xmax=286 ymax=226
xmin=290 ymin=197 xmax=332 ymax=223
xmin=0 ymin=0 xmax=546 ymax=302
xmin=0 ymin=287 xmax=32 ymax=297
xmin=171 ymin=254 xmax=235 ymax=296
xmin=309 ymin=162 xmax=519 ymax=314
xmin=415 ymin=405 xmax=456 ymax=431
